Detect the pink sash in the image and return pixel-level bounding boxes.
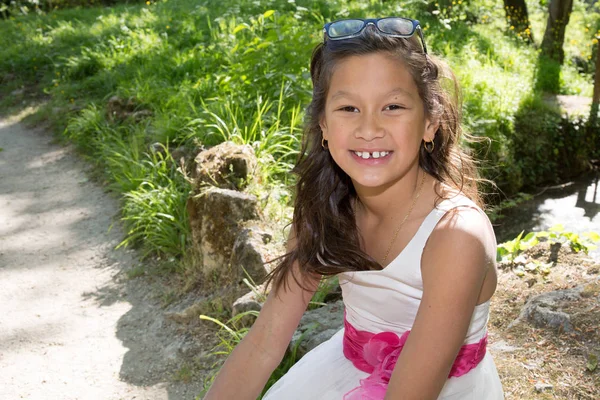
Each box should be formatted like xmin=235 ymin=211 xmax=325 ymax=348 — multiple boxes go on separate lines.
xmin=342 ymin=313 xmax=488 ymax=399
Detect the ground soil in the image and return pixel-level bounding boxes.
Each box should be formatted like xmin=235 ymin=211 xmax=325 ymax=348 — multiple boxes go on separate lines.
xmin=0 ymin=111 xmax=218 ymax=400
xmin=489 ymin=242 xmax=600 ymax=399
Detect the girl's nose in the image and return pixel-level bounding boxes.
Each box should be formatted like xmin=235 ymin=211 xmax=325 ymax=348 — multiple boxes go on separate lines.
xmin=354 ymin=113 xmax=385 ymax=141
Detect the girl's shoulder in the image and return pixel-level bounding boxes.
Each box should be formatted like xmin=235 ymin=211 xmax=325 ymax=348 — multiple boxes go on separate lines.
xmin=429 ymin=186 xmax=496 ymax=261
xmin=430 ymin=183 xmax=493 ymax=240
xmin=434 ymin=184 xmax=482 ymax=213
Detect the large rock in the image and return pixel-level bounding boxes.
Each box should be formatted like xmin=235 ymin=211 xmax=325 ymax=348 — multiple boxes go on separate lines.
xmin=186 ymin=142 xmax=268 ymax=285
xmin=230 ymin=226 xmax=274 ymax=283
xmin=191 ymin=141 xmax=257 ymax=191
xmin=508 ymin=278 xmax=600 ymax=332
xmin=291 ymin=300 xmax=344 ymax=358
xmin=187 ymin=188 xmax=259 ymax=279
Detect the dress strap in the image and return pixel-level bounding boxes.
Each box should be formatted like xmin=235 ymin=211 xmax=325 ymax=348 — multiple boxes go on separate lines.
xmin=411 ymin=194 xmax=482 ymax=252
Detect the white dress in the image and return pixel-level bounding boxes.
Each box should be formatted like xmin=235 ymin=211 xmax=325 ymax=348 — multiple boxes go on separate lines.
xmin=263 ymin=194 xmax=505 ymax=399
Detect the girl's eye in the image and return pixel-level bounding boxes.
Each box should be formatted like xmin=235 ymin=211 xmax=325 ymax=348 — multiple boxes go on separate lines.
xmin=386 ymin=104 xmax=404 ymax=111
xmin=339 ymin=106 xmax=358 ymax=112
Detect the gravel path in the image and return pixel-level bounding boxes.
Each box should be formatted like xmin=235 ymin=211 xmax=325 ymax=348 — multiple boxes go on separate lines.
xmin=0 ymin=114 xmax=204 ymax=400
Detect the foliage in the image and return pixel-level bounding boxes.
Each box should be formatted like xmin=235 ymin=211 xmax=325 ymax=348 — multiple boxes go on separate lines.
xmin=308 ymin=276 xmax=340 ymax=309
xmin=497 ymin=230 xmax=540 ymax=264
xmin=0 ymin=0 xmax=139 ymax=18
xmin=486 ymin=192 xmax=533 ymax=223
xmin=497 ymin=225 xmax=600 ymax=277
xmin=1 ymin=0 xmax=599 ymax=261
xmin=63 ymin=108 xmax=191 ymax=259
xmin=535 ymin=224 xmax=600 ymax=254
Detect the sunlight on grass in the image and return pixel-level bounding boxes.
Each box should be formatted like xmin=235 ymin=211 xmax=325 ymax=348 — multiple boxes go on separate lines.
xmin=1 ymin=0 xmax=599 ymax=261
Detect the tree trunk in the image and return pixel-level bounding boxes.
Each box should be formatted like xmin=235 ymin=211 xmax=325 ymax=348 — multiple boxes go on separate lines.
xmin=540 ymin=0 xmax=574 ymax=64
xmin=503 ymin=0 xmax=534 ymax=43
xmin=590 ymin=42 xmax=600 ymax=125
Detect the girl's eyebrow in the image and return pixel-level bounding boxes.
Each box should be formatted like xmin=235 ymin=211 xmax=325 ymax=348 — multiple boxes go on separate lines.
xmin=330 ymin=87 xmax=414 ymax=101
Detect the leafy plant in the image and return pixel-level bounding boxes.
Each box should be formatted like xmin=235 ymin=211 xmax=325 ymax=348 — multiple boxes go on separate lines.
xmin=116 ymin=144 xmax=191 ymax=258
xmin=497 ymin=230 xmax=540 ymax=264
xmin=308 ymin=276 xmax=340 ymax=309
xmin=512 ymin=260 xmax=554 ymax=277
xmin=486 ymin=192 xmax=533 ymax=223
xmin=497 ymin=225 xmax=600 ymax=277
xmin=241 ymin=265 xmax=268 ymax=303
xmin=535 ymin=224 xmax=600 ymax=254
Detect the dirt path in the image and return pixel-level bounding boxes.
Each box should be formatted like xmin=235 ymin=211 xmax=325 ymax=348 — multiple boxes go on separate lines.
xmin=0 ymin=113 xmax=205 ymax=400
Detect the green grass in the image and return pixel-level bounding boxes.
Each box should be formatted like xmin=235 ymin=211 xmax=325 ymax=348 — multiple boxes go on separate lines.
xmin=125 ymin=264 xmax=146 ymax=279
xmin=1 ymin=0 xmax=598 ymax=262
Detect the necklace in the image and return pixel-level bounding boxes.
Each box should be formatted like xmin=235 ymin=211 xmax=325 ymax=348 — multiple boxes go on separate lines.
xmin=381 ymin=171 xmax=427 ymax=265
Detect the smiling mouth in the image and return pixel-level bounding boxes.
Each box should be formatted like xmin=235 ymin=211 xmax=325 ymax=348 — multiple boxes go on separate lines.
xmin=352 ymin=150 xmax=392 ymax=160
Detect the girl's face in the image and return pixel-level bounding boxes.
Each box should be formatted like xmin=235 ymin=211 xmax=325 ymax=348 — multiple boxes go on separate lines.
xmin=320 ymin=52 xmax=438 ymax=191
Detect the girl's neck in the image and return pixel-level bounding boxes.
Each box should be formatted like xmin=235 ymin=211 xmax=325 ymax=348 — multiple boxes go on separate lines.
xmin=353 ymin=167 xmax=432 ymax=224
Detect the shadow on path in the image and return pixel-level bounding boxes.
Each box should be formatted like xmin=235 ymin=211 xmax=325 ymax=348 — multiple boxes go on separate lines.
xmin=0 ymin=114 xmax=211 ymax=400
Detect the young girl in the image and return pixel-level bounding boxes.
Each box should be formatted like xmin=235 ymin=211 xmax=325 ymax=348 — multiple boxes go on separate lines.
xmin=204 ymin=17 xmax=504 ymax=400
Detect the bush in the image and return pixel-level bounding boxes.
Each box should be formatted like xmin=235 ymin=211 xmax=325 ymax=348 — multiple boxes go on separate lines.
xmin=512 ymin=95 xmax=593 ymax=188
xmin=0 ymin=0 xmax=141 ymax=18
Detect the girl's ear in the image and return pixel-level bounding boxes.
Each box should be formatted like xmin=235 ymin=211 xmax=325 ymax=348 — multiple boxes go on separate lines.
xmin=319 ymin=118 xmax=329 ymax=140
xmin=423 ymin=118 xmax=439 ymax=142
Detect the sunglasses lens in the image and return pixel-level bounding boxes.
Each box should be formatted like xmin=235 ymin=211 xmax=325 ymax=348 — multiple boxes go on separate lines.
xmin=377 ymin=18 xmax=415 ymax=35
xmin=328 ymin=19 xmax=364 ymax=38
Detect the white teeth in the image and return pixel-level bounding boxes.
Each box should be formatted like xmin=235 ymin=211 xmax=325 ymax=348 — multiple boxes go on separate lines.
xmin=353 ymin=151 xmax=390 ymax=159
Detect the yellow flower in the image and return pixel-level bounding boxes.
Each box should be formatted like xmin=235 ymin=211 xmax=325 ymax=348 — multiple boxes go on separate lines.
xmin=593 ymin=38 xmax=598 ymax=44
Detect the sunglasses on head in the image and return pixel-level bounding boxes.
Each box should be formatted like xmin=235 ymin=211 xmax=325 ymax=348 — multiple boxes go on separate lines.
xmin=322 ymin=17 xmax=428 ymax=54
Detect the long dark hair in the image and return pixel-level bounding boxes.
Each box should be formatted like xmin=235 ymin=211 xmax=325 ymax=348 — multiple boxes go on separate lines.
xmin=265 ymin=26 xmax=483 ymax=294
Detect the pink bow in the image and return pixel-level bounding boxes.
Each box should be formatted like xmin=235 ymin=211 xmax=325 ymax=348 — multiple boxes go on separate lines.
xmin=342 ymin=313 xmax=487 ymax=399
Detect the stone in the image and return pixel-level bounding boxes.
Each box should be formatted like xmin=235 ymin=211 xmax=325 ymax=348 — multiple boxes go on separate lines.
xmin=291 ymin=300 xmax=344 ymax=358
xmin=166 ymin=285 xmax=246 ymax=324
xmin=187 ymin=187 xmax=259 ymax=279
xmin=185 ymin=142 xmax=267 ymax=288
xmin=165 ymin=301 xmax=212 ymax=324
xmin=506 ymin=279 xmax=600 ymax=332
xmin=534 ymin=382 xmax=553 ymax=392
xmin=230 ymin=226 xmax=273 ymax=283
xmin=231 ymin=284 xmax=267 ymax=327
xmin=191 ymin=141 xmax=257 ymax=191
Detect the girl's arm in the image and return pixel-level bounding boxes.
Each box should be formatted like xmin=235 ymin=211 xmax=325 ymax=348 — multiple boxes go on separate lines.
xmin=384 ymin=206 xmax=496 ymax=400
xmin=203 ymin=230 xmax=321 ymax=400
